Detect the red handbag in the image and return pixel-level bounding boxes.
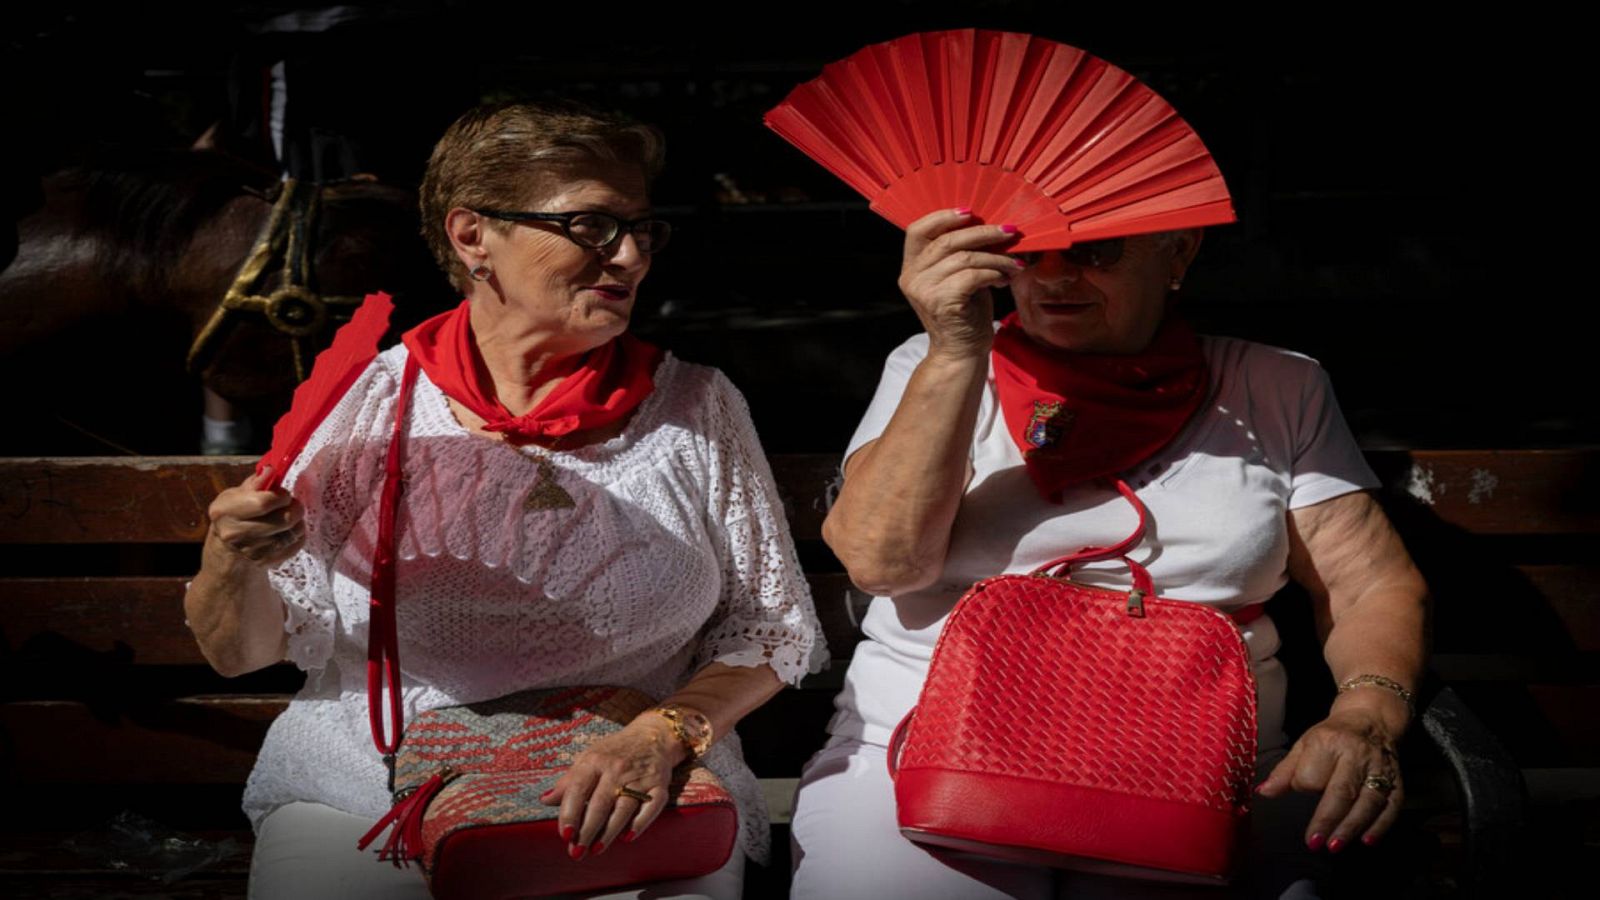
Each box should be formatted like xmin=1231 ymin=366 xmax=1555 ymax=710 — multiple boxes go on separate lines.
xmin=887 ymin=481 xmax=1259 ymax=884
xmin=354 ymin=355 xmax=738 ymax=898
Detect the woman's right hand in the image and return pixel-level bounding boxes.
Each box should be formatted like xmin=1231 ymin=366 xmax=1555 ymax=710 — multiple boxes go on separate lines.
xmin=205 ymin=468 xmax=306 ymax=567
xmin=897 ymin=209 xmax=1022 ymax=361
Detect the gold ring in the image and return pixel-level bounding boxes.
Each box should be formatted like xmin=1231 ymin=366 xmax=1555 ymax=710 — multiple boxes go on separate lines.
xmin=615 ymin=785 xmax=651 ymax=803
xmin=1363 ymin=773 xmax=1396 ymax=795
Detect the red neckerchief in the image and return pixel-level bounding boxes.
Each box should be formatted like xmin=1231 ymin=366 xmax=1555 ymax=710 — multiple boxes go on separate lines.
xmin=991 ymin=312 xmax=1209 ymax=502
xmin=401 ymin=300 xmax=663 ymax=443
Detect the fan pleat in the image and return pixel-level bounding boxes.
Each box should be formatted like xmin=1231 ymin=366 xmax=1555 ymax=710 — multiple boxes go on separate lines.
xmin=943 ymin=29 xmax=975 ymax=163
xmin=1002 ymin=41 xmax=1089 ymax=176
xmin=890 ymin=34 xmax=945 ymax=169
xmin=1047 ymin=118 xmax=1193 ymax=204
xmin=851 ymin=50 xmax=917 ymax=177
xmin=765 ymin=29 xmax=1235 ymax=247
xmin=1057 ymin=140 xmax=1218 ymax=220
xmin=1037 ymin=92 xmax=1175 ymax=200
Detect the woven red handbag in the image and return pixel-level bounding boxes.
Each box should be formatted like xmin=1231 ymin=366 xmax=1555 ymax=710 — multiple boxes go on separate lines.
xmin=354 ymin=355 xmax=738 ymax=898
xmin=887 ymin=481 xmax=1259 ymax=884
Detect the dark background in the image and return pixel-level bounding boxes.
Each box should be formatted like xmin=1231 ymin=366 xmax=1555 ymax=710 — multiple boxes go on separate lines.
xmin=2 ymin=2 xmax=1589 ymax=454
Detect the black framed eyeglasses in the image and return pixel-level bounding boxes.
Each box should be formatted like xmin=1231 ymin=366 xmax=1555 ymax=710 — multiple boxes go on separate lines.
xmin=1014 ymin=237 xmax=1126 ymax=270
xmin=473 ymin=208 xmax=672 ymax=254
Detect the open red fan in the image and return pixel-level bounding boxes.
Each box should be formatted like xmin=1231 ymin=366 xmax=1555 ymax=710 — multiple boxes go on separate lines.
xmin=256 ymin=291 xmax=394 ymax=491
xmin=765 ymin=29 xmax=1235 ymax=250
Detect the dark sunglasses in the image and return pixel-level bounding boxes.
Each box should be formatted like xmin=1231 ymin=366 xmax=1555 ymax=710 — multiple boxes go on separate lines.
xmin=473 ymin=208 xmax=672 ymax=254
xmin=1014 ymin=237 xmax=1126 ymax=270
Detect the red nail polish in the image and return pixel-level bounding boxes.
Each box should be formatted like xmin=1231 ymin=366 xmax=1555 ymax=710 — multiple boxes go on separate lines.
xmin=1000 ymin=224 xmax=1019 ymax=234
xmin=1013 ymin=257 xmax=1028 ymax=268
xmin=1306 ymin=833 xmax=1326 ymax=852
xmin=568 ymin=844 xmax=585 ymax=861
xmin=559 ymin=825 xmax=575 ymax=842
xmin=622 ymin=830 xmax=637 ymax=844
xmin=1328 ymin=837 xmax=1346 ymax=854
xmin=1362 ymin=834 xmax=1379 ymax=847
xmin=954 ymin=206 xmax=972 ymax=216
xmin=591 ymin=841 xmax=605 ymax=854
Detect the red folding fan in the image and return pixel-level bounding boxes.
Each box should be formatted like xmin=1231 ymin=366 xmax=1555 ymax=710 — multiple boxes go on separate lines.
xmin=765 ymin=29 xmax=1235 ymax=250
xmin=256 ymin=291 xmax=394 ymax=491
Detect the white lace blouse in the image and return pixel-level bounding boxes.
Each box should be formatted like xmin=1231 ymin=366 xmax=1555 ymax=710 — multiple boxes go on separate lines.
xmin=240 ymin=344 xmax=829 ymax=864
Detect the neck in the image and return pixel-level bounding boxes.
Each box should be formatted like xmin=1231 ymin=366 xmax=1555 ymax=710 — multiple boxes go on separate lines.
xmin=467 ymin=298 xmax=590 ymax=417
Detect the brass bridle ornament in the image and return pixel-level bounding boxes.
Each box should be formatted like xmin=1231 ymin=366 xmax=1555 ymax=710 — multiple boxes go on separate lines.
xmin=187 ymin=178 xmax=364 ymax=383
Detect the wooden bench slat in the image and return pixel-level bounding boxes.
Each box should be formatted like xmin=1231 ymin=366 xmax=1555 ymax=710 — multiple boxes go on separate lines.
xmin=0 ymin=697 xmax=283 ymax=784
xmin=13 ymin=564 xmax=1594 ymax=674
xmin=767 ymin=453 xmax=838 ymax=542
xmin=1367 ymin=449 xmax=1600 ymax=534
xmin=0 ymin=458 xmax=255 ymax=544
xmin=3 ymin=451 xmax=1592 ymax=543
xmin=1 ymin=575 xmax=869 ymax=668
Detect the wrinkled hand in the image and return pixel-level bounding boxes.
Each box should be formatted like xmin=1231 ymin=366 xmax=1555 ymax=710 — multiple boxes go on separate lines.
xmin=541 ymin=714 xmax=686 ymax=859
xmin=1255 ymin=704 xmax=1404 ymax=853
xmin=205 ymin=468 xmax=305 ymax=566
xmin=898 ymin=209 xmax=1022 ymax=361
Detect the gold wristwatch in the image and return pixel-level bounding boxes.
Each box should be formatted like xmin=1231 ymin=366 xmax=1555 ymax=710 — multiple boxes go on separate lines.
xmin=652 ymin=704 xmax=713 ymax=758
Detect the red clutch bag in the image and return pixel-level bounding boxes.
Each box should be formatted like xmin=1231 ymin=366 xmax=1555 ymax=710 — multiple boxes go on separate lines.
xmin=888 ymin=482 xmax=1259 ymax=884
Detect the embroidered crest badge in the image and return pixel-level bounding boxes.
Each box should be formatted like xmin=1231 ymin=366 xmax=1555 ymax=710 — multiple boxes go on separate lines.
xmin=1025 ymin=400 xmax=1075 ymax=454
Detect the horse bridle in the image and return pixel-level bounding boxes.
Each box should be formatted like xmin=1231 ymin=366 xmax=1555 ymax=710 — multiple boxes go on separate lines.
xmin=187 ymin=178 xmax=364 ymax=382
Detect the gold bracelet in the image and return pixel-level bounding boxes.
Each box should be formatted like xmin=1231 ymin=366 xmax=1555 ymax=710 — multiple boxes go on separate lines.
xmin=1337 ymin=674 xmax=1415 ymax=713
xmin=651 ymin=704 xmax=713 ymax=758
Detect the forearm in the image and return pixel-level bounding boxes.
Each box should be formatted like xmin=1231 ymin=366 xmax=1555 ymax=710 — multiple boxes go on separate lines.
xmin=1321 ymin=579 xmax=1430 ymax=737
xmin=823 ymin=351 xmax=987 ymax=594
xmin=657 ymin=661 xmax=783 ymax=749
xmin=184 ymin=532 xmax=289 ymax=677
xmin=622 ymin=662 xmax=784 ymax=768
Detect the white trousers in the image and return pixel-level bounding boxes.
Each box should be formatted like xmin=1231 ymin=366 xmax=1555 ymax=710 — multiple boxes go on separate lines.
xmin=790 ymin=737 xmax=1326 ymax=900
xmin=249 ymin=801 xmax=745 ymax=900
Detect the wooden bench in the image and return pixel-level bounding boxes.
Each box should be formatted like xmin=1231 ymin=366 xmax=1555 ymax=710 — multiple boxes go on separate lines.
xmin=1 ymin=451 xmax=1592 ymax=897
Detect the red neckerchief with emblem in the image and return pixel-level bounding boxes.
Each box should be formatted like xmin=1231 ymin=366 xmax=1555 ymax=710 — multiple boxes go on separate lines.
xmin=990 ymin=312 xmax=1209 ymax=502
xmin=401 ymin=300 xmax=663 ymax=444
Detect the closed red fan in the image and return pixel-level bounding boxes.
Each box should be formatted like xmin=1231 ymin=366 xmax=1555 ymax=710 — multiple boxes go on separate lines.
xmin=256 ymin=291 xmax=394 ymax=491
xmin=765 ymin=29 xmax=1235 ymax=250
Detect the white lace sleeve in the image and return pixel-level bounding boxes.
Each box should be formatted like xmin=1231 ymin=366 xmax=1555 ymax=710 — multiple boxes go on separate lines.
xmin=694 ymin=371 xmax=829 ymax=686
xmin=265 ymin=353 xmax=398 ymax=671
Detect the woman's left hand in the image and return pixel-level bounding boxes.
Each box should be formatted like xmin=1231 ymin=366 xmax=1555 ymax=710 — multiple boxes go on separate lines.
xmin=1255 ymin=699 xmax=1404 ymax=853
xmin=540 ymin=713 xmax=687 ymax=859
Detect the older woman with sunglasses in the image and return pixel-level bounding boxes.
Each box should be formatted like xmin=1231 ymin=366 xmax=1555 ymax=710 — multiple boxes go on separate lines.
xmin=186 ymin=101 xmax=826 ymax=899
xmin=789 ymin=213 xmax=1428 ymax=899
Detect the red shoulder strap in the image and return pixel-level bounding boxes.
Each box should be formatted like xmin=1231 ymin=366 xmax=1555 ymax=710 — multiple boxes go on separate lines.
xmin=368 ymin=354 xmax=420 ymax=756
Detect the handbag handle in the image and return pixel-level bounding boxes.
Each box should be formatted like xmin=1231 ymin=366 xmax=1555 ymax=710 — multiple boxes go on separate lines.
xmin=1029 ymin=478 xmax=1155 ymax=604
xmin=367 ymin=354 xmax=421 ymax=756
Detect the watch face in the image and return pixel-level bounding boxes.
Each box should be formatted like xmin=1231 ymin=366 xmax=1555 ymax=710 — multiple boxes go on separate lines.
xmin=660 ymin=705 xmax=712 ymax=754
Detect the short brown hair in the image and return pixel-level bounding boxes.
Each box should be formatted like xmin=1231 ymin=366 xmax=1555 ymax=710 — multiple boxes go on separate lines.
xmin=419 ymin=100 xmax=665 ymax=290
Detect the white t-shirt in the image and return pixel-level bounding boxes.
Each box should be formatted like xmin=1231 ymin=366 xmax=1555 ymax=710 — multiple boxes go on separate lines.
xmin=242 ymin=344 xmax=829 ymax=864
xmin=828 ymin=332 xmax=1378 ymax=753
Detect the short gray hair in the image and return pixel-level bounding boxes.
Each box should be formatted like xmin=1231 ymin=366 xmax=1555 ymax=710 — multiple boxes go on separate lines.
xmin=419 ymin=100 xmax=665 ymax=290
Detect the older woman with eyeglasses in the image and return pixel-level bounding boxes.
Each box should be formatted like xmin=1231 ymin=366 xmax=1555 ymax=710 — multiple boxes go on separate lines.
xmin=185 ymin=100 xmax=826 ymax=899
xmin=788 ymin=212 xmax=1428 ymax=898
